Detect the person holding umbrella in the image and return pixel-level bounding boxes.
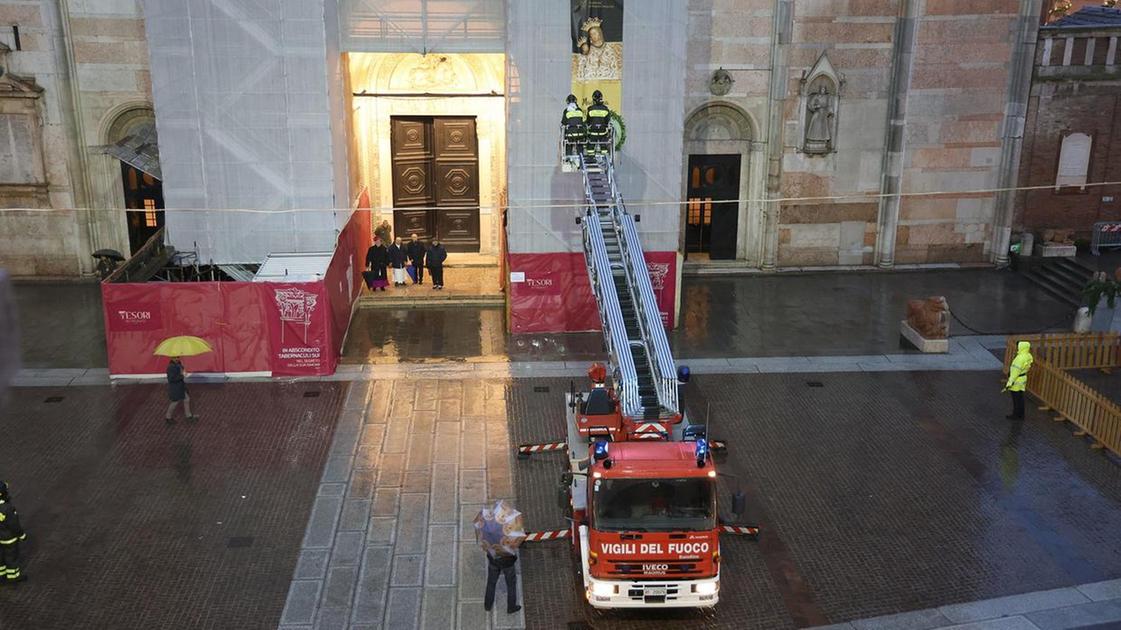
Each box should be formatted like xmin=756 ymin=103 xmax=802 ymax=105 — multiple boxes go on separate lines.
xmin=474 ymin=500 xmax=525 ymax=614
xmin=154 ymin=336 xmax=211 ymax=425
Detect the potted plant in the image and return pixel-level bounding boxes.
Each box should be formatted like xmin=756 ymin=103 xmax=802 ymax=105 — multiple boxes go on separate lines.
xmin=1083 ymin=267 xmax=1121 ymax=332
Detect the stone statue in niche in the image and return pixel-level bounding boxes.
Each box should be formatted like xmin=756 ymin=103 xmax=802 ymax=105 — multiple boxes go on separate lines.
xmin=803 ymin=84 xmax=836 ymax=155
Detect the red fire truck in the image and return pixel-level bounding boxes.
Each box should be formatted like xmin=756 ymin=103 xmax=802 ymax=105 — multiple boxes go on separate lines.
xmin=529 ymin=145 xmax=755 ymax=609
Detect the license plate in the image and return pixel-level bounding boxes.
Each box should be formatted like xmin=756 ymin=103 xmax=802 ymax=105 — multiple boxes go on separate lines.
xmin=644 ymin=587 xmax=666 ymax=597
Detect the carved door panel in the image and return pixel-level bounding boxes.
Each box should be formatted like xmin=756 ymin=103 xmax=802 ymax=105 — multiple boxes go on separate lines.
xmin=391 ymin=117 xmax=436 ymax=241
xmin=390 ymin=116 xmax=480 ymax=252
xmin=433 ymin=118 xmax=479 ymax=252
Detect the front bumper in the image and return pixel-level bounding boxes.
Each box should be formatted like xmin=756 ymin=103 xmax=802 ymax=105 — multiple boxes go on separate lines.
xmin=584 ymin=574 xmax=719 ymax=609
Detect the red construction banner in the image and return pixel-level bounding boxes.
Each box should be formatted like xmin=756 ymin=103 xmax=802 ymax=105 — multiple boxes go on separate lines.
xmin=257 ymin=281 xmax=334 ymax=376
xmin=643 ymin=251 xmax=677 ymax=330
xmin=507 ymin=251 xmax=677 ymax=333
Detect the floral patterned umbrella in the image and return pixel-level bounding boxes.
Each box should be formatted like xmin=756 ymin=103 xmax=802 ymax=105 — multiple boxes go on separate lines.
xmin=473 ymin=499 xmax=526 ymax=557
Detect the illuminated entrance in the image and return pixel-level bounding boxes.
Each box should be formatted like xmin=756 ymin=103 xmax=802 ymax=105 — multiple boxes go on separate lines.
xmin=348 ymin=53 xmax=506 ymax=257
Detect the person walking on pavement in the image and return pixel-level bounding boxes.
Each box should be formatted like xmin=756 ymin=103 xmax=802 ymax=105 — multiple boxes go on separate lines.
xmin=165 ymin=357 xmax=198 ymax=425
xmin=388 ymin=237 xmax=407 ymax=287
xmin=0 ymin=481 xmax=27 ymax=584
xmin=364 ymin=238 xmax=389 ymax=291
xmin=427 ymin=239 xmax=447 ymax=290
xmin=561 ymin=94 xmax=586 ymax=157
xmin=1003 ymin=340 xmax=1033 ymax=420
xmin=585 ymin=90 xmax=611 ymax=156
xmin=483 ymin=551 xmax=521 ymax=615
xmin=406 ymin=233 xmax=427 ymax=285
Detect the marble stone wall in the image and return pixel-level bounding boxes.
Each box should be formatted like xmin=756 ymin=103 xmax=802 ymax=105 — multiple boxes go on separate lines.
xmin=0 ymin=0 xmax=154 ymax=276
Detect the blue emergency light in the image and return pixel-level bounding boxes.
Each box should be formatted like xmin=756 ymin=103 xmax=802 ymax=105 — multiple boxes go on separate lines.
xmin=695 ymin=438 xmax=708 ymax=467
xmin=593 ymin=440 xmax=609 ymax=461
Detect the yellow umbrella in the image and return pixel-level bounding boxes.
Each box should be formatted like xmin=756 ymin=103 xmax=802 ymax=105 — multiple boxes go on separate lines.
xmin=153 ymin=336 xmax=213 ymax=357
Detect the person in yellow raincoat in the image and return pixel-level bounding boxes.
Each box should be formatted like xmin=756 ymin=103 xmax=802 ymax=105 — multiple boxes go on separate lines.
xmin=1003 ymin=341 xmax=1033 ymax=420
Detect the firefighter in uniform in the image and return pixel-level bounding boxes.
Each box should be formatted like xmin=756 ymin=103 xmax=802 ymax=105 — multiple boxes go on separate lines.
xmin=0 ymin=481 xmax=27 ymax=584
xmin=585 ymin=90 xmax=612 ymax=156
xmin=561 ymin=94 xmax=586 ymax=157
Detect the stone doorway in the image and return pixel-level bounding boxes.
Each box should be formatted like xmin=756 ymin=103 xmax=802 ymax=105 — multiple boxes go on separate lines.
xmin=682 ymin=102 xmax=760 ymax=264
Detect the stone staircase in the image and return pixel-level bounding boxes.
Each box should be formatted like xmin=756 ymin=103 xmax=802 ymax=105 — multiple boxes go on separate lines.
xmin=1019 ymin=256 xmax=1095 ymax=307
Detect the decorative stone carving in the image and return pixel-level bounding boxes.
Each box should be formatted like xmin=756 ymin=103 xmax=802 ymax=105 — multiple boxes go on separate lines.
xmin=798 ymin=52 xmax=844 ymax=156
xmin=709 ymin=68 xmax=734 ymax=96
xmin=905 ymin=296 xmax=950 ymax=339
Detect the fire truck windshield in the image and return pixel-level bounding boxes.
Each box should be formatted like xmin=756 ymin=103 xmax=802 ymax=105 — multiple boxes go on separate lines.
xmin=593 ymin=477 xmax=716 ymax=532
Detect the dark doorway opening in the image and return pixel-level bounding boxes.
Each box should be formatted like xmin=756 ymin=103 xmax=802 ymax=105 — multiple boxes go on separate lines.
xmin=390 ymin=116 xmax=480 ymax=252
xmin=121 ymin=162 xmax=165 ymax=255
xmin=685 ymin=154 xmax=740 ymax=260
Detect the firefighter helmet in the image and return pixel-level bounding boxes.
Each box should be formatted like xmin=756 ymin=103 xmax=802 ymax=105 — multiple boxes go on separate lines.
xmin=592 ymin=90 xmax=604 ymax=104
xmin=566 ymin=94 xmax=577 ymax=104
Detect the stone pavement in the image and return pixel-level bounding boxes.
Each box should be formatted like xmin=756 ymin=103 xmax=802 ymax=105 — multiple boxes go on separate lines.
xmin=811 ymin=579 xmax=1121 ymax=630
xmin=508 ymin=371 xmax=1121 ymax=628
xmin=13 ymin=335 xmax=1009 ymax=387
xmin=0 ymin=380 xmax=345 ymax=630
xmin=344 ymin=269 xmax=1073 ymax=364
xmin=278 ymin=378 xmax=527 ymax=630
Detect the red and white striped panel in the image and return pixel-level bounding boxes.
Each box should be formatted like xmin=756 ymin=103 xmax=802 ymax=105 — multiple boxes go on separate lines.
xmin=1102 ymin=223 xmax=1121 ymax=232
xmin=634 ymin=422 xmax=667 ymax=433
xmin=524 ymin=529 xmax=572 ymax=542
xmin=517 ymin=441 xmax=567 ymax=454
xmin=720 ymin=525 xmax=760 ymax=537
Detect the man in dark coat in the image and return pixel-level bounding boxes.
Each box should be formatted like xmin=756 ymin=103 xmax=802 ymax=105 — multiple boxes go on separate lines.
xmin=165 ymin=357 xmax=197 ymax=425
xmin=364 ymin=238 xmax=389 ymax=291
xmin=388 ymin=237 xmax=407 ymax=286
xmin=0 ymin=481 xmax=27 ymax=584
xmin=483 ymin=551 xmax=521 ymax=614
xmin=405 ymin=233 xmax=427 ymax=285
xmin=426 ymin=239 xmax=448 ymax=290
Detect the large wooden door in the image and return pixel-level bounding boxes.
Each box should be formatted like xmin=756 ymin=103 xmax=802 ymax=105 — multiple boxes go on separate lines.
xmin=391 ymin=116 xmax=480 ymax=252
xmin=685 ymin=154 xmax=740 ymax=260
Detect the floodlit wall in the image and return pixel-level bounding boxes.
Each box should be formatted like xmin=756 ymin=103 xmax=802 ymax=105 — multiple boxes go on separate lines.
xmin=144 ymin=0 xmax=350 ymax=264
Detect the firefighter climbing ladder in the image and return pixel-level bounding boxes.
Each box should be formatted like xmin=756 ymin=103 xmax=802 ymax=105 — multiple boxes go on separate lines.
xmin=578 ymin=152 xmax=679 ymax=421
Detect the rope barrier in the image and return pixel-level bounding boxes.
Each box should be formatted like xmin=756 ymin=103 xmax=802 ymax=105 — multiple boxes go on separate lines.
xmin=950 ymin=309 xmax=1073 ymax=337
xmin=3 ymin=179 xmax=1120 ymax=215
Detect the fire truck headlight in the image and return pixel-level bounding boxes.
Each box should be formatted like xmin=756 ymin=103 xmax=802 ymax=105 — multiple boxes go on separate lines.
xmin=694 ymin=581 xmax=718 ymax=596
xmin=591 ymin=582 xmax=616 ymax=597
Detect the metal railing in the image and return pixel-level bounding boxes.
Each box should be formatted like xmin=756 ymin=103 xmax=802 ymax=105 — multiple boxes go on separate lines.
xmin=560 ymin=124 xmax=615 ymax=169
xmin=577 ymin=151 xmax=678 ymax=417
xmin=1091 ymin=222 xmax=1121 ymax=256
xmin=103 ymin=227 xmax=168 ymax=283
xmin=583 ymin=210 xmax=640 ymax=419
xmin=1003 ymin=333 xmax=1121 ymax=456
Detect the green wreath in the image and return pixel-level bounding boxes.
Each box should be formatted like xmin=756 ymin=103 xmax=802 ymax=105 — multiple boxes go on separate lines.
xmin=609 ymin=110 xmax=626 ymax=151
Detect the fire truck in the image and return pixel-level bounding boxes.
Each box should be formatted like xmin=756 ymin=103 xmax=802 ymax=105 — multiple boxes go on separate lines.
xmin=529 ymin=134 xmax=755 ymax=609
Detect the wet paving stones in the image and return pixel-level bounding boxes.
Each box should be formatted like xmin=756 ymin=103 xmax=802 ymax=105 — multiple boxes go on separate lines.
xmin=508 ymin=372 xmax=1121 ymax=629
xmin=5 ymin=365 xmax=1121 ymax=629
xmin=0 ymin=381 xmax=344 ymax=630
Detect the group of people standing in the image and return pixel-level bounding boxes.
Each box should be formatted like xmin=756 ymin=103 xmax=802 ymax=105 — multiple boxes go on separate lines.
xmin=365 ymin=234 xmax=447 ymax=291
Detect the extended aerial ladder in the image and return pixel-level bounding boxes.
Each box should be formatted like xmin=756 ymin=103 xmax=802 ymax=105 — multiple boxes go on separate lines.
xmin=576 ymin=147 xmax=681 ymax=433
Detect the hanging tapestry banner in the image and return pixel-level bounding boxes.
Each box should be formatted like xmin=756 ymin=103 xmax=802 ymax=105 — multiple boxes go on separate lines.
xmin=571 ymin=0 xmax=623 ymax=115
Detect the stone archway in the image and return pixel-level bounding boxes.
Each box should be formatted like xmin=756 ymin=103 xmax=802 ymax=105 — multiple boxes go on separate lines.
xmin=682 ymin=102 xmax=761 ymax=263
xmin=93 ymin=104 xmax=162 ymax=254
